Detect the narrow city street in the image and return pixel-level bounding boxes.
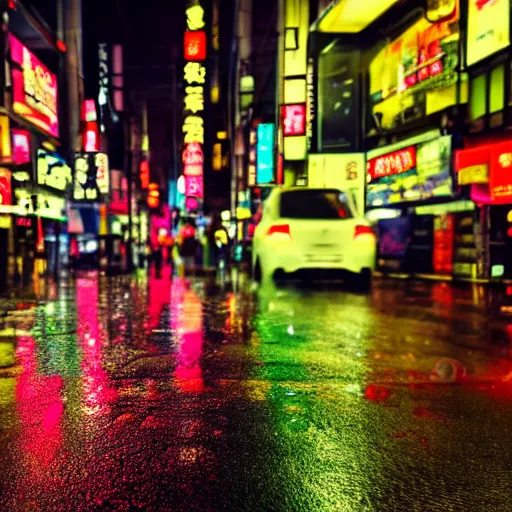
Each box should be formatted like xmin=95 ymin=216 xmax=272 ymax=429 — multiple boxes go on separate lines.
xmin=1 ymin=272 xmax=512 ymax=511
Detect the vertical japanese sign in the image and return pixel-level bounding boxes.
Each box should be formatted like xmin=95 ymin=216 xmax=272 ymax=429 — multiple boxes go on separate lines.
xmin=256 ymin=124 xmax=275 ymax=184
xmin=182 ymin=1 xmax=206 ymax=203
xmin=98 ymin=43 xmax=110 ymax=133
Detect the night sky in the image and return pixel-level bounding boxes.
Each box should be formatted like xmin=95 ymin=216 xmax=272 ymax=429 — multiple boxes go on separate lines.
xmin=29 ymin=0 xmax=187 ymax=186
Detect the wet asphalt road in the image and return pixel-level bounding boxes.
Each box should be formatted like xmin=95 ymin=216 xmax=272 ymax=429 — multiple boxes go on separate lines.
xmin=1 ymin=271 xmax=512 ymax=511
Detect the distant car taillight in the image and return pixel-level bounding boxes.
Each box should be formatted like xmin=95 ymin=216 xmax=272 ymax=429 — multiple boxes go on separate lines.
xmin=267 ymin=224 xmax=292 ymax=240
xmin=354 ymin=225 xmax=375 ymax=239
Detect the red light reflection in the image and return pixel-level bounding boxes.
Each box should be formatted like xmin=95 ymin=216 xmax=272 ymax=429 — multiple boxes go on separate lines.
xmin=171 ymin=278 xmax=204 ymax=392
xmin=76 ymin=277 xmax=117 ymax=416
xmin=15 ymin=336 xmax=64 ymax=472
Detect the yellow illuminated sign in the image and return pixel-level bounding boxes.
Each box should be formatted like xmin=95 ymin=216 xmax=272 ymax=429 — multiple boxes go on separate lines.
xmin=183 ymin=116 xmax=204 ymax=144
xmin=184 ymin=62 xmax=206 ymax=85
xmin=186 ymin=5 xmax=205 ymax=30
xmin=467 ymin=0 xmax=510 ymax=67
xmin=457 ymin=164 xmax=489 ymax=185
xmin=184 ymin=86 xmax=204 ymax=113
xmin=213 ymin=143 xmax=222 ymax=171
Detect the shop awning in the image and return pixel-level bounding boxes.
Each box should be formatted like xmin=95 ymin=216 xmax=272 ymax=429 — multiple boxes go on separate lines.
xmin=312 ymin=0 xmax=401 ymax=33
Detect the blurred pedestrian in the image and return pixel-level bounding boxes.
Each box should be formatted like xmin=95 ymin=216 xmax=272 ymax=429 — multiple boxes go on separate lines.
xmin=153 ymin=244 xmax=163 ymax=279
xmin=179 ymin=218 xmax=197 ymax=275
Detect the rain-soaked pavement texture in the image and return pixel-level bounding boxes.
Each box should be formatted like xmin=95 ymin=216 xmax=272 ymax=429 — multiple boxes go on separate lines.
xmin=1 ymin=271 xmax=512 ymax=511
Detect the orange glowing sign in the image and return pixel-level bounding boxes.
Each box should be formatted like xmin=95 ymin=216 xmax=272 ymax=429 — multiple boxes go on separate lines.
xmin=140 ymin=160 xmax=149 ymax=189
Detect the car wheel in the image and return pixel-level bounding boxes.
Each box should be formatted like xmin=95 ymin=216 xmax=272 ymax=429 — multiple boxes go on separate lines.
xmin=357 ymin=269 xmax=372 ymax=292
xmin=253 ymin=258 xmax=262 ymax=283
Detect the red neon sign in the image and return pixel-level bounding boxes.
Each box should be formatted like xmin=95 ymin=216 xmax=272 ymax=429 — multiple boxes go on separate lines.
xmin=282 ymin=104 xmax=306 ymax=136
xmin=367 ymin=146 xmax=417 ymax=181
xmin=11 ymin=129 xmax=30 ymax=165
xmin=185 ymin=175 xmax=204 ymax=198
xmin=184 ymin=31 xmax=206 ymax=61
xmin=10 ymin=34 xmax=59 ymax=138
xmin=82 ymin=99 xmax=97 ymax=122
xmin=83 ymin=123 xmax=99 ymax=152
xmin=182 ymin=143 xmax=204 ymax=176
xmin=0 ymin=169 xmax=11 ymax=207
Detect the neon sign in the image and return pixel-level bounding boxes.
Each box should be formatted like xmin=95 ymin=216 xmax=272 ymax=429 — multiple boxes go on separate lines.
xmin=282 ymin=104 xmax=306 ymax=136
xmin=11 ymin=129 xmax=30 ymax=165
xmin=9 ymin=35 xmax=59 ymax=138
xmin=184 ymin=31 xmax=206 ymax=61
xmin=256 ymin=124 xmax=275 ymax=184
xmin=367 ymin=147 xmax=417 ymax=180
xmin=0 ymin=169 xmax=11 ymax=207
xmin=73 ymin=152 xmax=110 ymax=202
xmin=37 ymin=149 xmax=72 ymax=191
xmin=182 ymin=1 xmax=206 ymax=202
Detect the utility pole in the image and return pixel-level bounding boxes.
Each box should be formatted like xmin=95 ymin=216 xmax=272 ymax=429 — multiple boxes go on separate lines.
xmin=63 ymin=0 xmax=83 ymax=154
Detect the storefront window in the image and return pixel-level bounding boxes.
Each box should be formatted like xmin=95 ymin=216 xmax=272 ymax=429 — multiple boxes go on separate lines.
xmin=470 ymin=74 xmax=486 ymax=121
xmin=318 ymin=49 xmax=360 ymax=151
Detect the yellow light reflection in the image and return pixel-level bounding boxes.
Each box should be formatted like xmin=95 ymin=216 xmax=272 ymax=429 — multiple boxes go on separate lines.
xmin=318 ymin=0 xmax=400 ymax=33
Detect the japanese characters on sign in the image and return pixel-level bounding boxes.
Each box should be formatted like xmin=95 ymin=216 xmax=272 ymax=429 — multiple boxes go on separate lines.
xmin=73 ymin=152 xmax=110 ymax=202
xmin=491 ymin=151 xmax=512 ymax=201
xmin=256 ymin=124 xmax=275 ymax=184
xmin=10 ymin=35 xmax=59 ymax=138
xmin=11 ymin=129 xmax=30 ymax=165
xmin=182 ymin=1 xmax=206 ymax=201
xmin=0 ymin=169 xmax=11 ymax=208
xmin=37 ymin=149 xmax=72 ymax=192
xmin=248 ymin=130 xmax=257 ymax=187
xmin=282 ymin=104 xmax=306 ymax=137
xmin=367 ymin=147 xmax=416 ymax=180
xmin=366 ymin=135 xmax=453 ymax=208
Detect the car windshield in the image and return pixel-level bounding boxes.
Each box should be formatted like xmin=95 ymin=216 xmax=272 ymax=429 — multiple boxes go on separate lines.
xmin=279 ymin=189 xmax=353 ymax=219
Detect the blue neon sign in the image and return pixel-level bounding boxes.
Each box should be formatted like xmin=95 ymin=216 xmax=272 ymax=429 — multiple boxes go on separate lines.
xmin=256 ymin=123 xmax=275 ymax=184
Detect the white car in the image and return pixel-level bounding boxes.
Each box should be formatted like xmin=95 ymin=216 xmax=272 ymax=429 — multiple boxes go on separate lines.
xmin=252 ymin=187 xmax=376 ymax=288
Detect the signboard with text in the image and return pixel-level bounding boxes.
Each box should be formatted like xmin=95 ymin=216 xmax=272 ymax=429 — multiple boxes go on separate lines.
xmin=467 ymin=0 xmax=510 ymax=67
xmin=182 ymin=1 xmax=206 ymax=203
xmin=256 ymin=124 xmax=275 ymax=184
xmin=367 ymin=135 xmax=453 ymax=208
xmin=73 ymin=152 xmax=109 ymax=202
xmin=0 ymin=169 xmax=11 ymax=208
xmin=37 ymin=149 xmax=72 ymax=192
xmin=369 ymin=10 xmax=460 ymax=131
xmin=10 ymin=35 xmax=59 ymax=138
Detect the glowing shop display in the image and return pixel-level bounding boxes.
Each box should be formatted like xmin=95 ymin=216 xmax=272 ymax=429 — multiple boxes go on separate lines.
xmin=73 ymin=152 xmax=110 ymax=202
xmin=369 ymin=10 xmax=460 ymax=131
xmin=182 ymin=1 xmax=206 ymax=203
xmin=14 ymin=188 xmax=66 ymax=219
xmin=366 ymin=135 xmax=453 ymax=208
xmin=282 ymin=104 xmax=306 ymax=136
xmin=0 ymin=169 xmax=12 ymax=207
xmin=9 ymin=35 xmax=59 ymax=138
xmin=37 ymin=149 xmax=72 ymax=191
xmin=11 ymin=129 xmax=30 ymax=165
xmin=256 ymin=124 xmax=275 ymax=184
xmin=467 ymin=0 xmax=510 ymax=67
